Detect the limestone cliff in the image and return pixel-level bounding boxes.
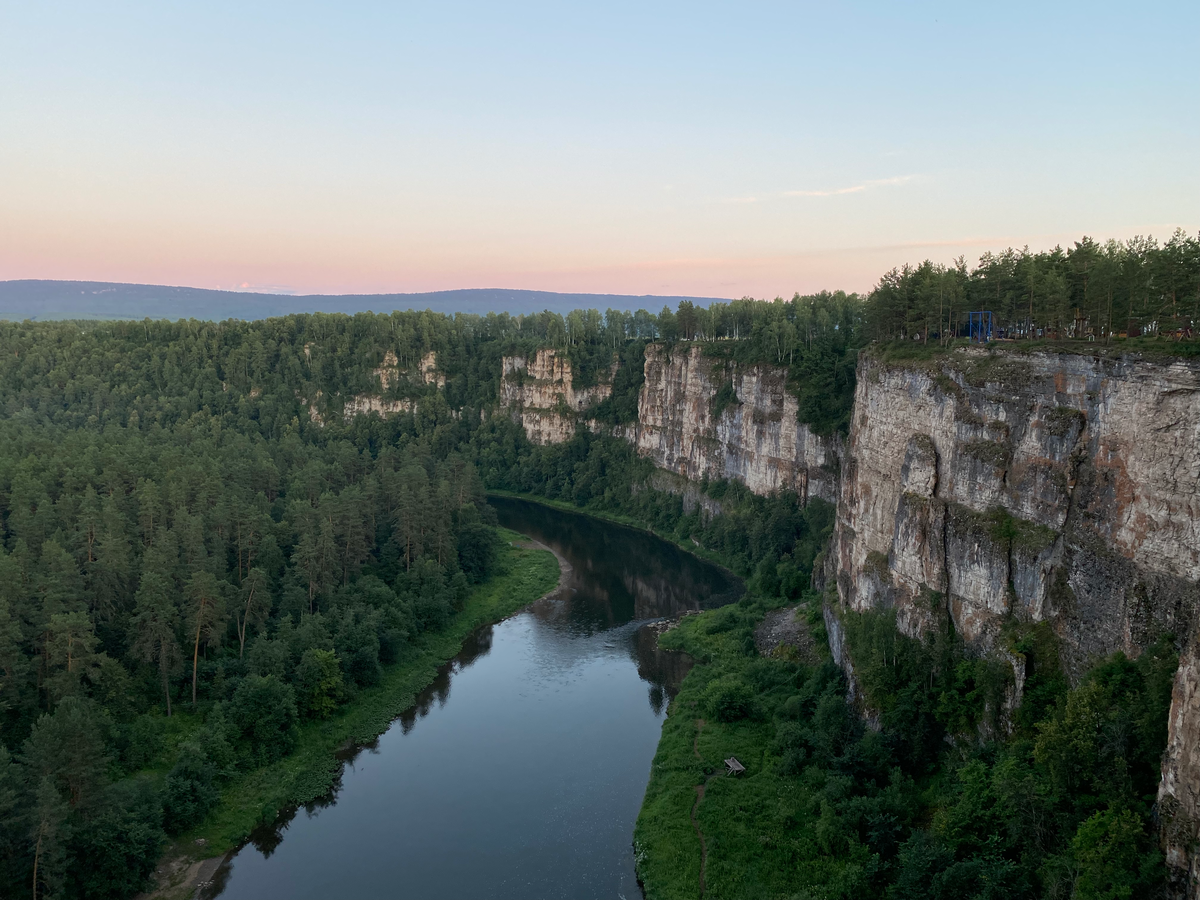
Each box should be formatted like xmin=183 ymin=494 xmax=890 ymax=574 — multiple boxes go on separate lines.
xmin=304 ymin=350 xmax=443 ymax=425
xmin=500 ymin=343 xmax=841 ymax=503
xmin=828 ymin=346 xmax=1200 ymax=893
xmin=633 ymin=344 xmax=840 ymax=504
xmin=499 ymin=349 xmax=614 ymax=444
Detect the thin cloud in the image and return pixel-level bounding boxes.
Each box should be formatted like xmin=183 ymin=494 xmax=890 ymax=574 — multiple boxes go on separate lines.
xmin=783 ymin=175 xmax=915 ymax=198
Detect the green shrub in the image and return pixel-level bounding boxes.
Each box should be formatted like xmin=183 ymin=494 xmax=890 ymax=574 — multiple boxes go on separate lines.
xmin=162 ymin=743 xmax=219 ymax=834
xmin=227 ymin=675 xmax=299 ymax=766
xmin=706 ymin=675 xmax=757 ymax=722
xmin=295 ymin=648 xmax=344 ymax=720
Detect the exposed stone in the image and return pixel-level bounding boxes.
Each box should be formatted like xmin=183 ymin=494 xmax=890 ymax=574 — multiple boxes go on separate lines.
xmin=754 ymin=606 xmax=817 ymax=663
xmin=1161 ymin=637 xmax=1200 ymax=900
xmin=499 ymin=349 xmax=613 ymax=444
xmin=647 ymin=469 xmax=724 ymax=522
xmin=632 ymin=344 xmax=841 ymax=503
xmin=343 ymin=395 xmax=416 ymax=418
xmin=373 ymin=349 xmax=444 ymax=391
xmin=829 ymin=347 xmax=1200 ymax=893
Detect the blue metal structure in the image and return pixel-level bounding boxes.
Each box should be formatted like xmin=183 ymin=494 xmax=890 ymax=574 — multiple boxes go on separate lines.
xmin=968 ymin=311 xmax=994 ymax=343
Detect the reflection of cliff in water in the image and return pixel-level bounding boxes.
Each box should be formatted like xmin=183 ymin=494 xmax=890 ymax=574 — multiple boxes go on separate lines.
xmin=633 ymin=623 xmax=694 ymax=705
xmin=491 ymin=497 xmax=742 ymax=631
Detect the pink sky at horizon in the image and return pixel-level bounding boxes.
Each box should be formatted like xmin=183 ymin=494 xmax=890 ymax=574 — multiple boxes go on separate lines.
xmin=2 ymin=2 xmax=1196 ymax=303
xmin=4 ymin=223 xmax=1191 ymax=301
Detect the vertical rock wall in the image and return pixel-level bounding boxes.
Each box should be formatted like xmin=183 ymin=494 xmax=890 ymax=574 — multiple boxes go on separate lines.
xmin=499 ymin=349 xmax=614 ymax=444
xmin=498 ymin=342 xmax=840 ymax=504
xmin=632 ymin=344 xmax=840 ymax=504
xmin=495 ymin=339 xmax=1200 ymax=892
xmin=830 ymin=346 xmax=1200 ymax=894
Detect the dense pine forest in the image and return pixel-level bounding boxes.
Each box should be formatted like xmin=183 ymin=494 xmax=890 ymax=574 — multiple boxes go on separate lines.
xmin=0 ymin=231 xmax=1197 ymax=899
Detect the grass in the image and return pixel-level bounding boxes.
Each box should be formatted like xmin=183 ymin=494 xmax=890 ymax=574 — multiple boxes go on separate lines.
xmin=173 ymin=530 xmax=559 ymax=860
xmin=635 ymin=597 xmax=866 ymax=900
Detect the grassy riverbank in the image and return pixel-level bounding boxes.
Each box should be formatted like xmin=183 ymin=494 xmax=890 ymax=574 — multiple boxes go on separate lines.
xmin=633 ymin=591 xmax=1175 ymax=900
xmin=159 ymin=532 xmax=559 ymax=880
xmin=634 ymin=593 xmax=838 ymax=900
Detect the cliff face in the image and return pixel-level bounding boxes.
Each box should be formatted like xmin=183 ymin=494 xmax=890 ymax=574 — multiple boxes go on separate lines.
xmin=499 ymin=342 xmax=840 ymax=502
xmin=499 ymin=349 xmax=613 ymax=444
xmin=634 ymin=344 xmax=840 ymax=504
xmin=305 ymin=350 xmax=444 ymax=426
xmin=829 ymin=346 xmax=1200 ymax=893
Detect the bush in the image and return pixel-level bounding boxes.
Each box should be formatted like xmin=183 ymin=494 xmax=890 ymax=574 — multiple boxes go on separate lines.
xmin=295 ymin=648 xmax=344 ymax=719
xmin=706 ymin=676 xmax=757 ymax=722
xmin=227 ymin=675 xmax=299 ymax=766
xmin=161 ymin=743 xmax=219 ymax=834
xmin=117 ymin=714 xmax=163 ymax=771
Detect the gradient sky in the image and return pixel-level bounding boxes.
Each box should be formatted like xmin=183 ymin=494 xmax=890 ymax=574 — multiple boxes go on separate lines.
xmin=2 ymin=1 xmax=1197 ymax=299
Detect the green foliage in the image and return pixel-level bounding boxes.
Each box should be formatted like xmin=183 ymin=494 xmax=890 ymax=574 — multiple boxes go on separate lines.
xmin=162 ymin=742 xmax=220 ymax=834
xmin=227 ymin=675 xmax=299 ymax=766
xmin=863 ymin=230 xmax=1200 ymax=344
xmin=590 ymin=339 xmax=648 ymax=424
xmin=65 ymin=778 xmax=165 ymax=900
xmin=1068 ymin=807 xmax=1163 ymax=900
xmin=0 ymin=253 xmax=1191 ymax=896
xmin=638 ymin=580 xmax=1174 ymax=900
xmin=295 ymin=649 xmax=344 ymax=720
xmin=20 ymin=697 xmax=111 ymax=809
xmin=705 ymin=675 xmax=757 ymax=722
xmin=710 ymin=377 xmax=740 ymax=420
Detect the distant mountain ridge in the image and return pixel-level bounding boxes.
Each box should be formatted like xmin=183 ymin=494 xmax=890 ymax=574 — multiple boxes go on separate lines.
xmin=0 ymin=280 xmax=729 ymax=321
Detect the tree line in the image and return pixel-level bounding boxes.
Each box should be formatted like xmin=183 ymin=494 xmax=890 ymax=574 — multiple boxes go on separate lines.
xmin=866 ymin=230 xmax=1200 ymax=343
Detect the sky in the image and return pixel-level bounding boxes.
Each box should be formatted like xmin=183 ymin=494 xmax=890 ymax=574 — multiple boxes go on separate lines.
xmin=2 ymin=1 xmax=1197 ymax=300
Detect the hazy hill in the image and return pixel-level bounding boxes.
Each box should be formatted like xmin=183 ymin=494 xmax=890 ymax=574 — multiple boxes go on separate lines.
xmin=0 ymin=280 xmax=728 ymax=321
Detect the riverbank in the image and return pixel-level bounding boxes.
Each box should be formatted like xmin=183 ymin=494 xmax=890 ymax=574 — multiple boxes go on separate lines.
xmin=144 ymin=530 xmax=560 ymax=899
xmin=487 ymin=491 xmax=843 ymax=899
xmin=634 ymin=594 xmax=830 ymax=900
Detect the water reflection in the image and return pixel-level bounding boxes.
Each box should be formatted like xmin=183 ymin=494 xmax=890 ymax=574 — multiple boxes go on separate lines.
xmin=492 ymin=496 xmax=742 ymax=630
xmin=206 ymin=498 xmax=740 ymax=900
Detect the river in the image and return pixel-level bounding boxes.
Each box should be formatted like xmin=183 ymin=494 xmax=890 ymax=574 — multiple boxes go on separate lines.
xmin=204 ymin=497 xmax=741 ymax=900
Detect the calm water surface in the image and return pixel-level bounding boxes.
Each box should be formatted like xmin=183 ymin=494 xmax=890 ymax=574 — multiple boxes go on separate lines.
xmin=206 ymin=498 xmax=741 ymax=900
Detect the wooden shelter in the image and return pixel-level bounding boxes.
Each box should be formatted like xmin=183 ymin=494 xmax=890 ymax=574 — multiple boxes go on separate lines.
xmin=724 ymin=757 xmax=745 ymax=776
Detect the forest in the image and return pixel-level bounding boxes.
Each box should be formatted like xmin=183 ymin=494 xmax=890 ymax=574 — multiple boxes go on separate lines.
xmin=0 ymin=229 xmax=1195 ymax=898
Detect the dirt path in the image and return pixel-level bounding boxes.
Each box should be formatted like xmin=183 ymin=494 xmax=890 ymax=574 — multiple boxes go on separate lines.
xmin=134 ymin=846 xmax=227 ymax=900
xmin=690 ymin=718 xmax=716 ymax=899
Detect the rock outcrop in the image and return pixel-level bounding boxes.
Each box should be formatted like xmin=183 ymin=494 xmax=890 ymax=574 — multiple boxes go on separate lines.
xmin=499 ymin=349 xmax=613 ymax=444
xmin=499 ymin=342 xmax=839 ymax=502
xmin=828 ymin=346 xmax=1200 ymax=893
xmin=344 ymin=337 xmax=1200 ymax=892
xmin=373 ymin=349 xmax=445 ymax=390
xmin=633 ymin=344 xmax=840 ymax=504
xmin=304 ymin=351 xmax=444 ymax=426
